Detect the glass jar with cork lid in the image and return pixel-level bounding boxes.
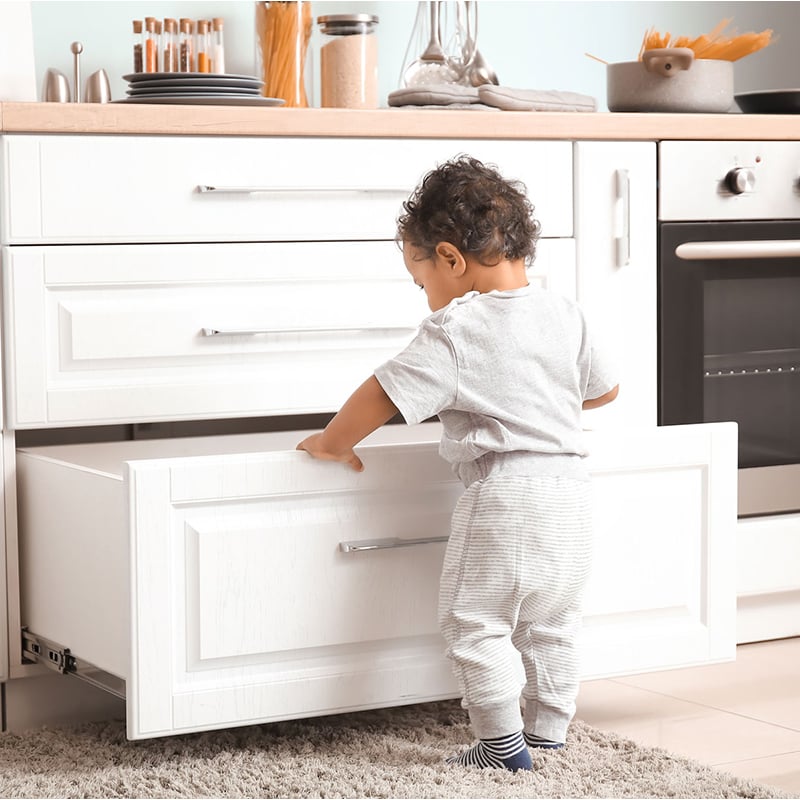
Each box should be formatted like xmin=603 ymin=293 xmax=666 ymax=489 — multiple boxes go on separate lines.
xmin=318 ymin=13 xmax=379 ymax=109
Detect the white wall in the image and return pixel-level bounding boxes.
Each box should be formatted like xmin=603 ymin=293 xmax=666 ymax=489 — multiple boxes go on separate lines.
xmin=29 ymin=0 xmax=800 ymax=110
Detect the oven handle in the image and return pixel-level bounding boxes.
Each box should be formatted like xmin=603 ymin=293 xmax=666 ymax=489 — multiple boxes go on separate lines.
xmin=675 ymin=240 xmax=800 ymax=260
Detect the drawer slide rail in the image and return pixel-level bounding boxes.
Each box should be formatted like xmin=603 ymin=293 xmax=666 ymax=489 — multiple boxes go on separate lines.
xmin=21 ymin=628 xmax=126 ymax=699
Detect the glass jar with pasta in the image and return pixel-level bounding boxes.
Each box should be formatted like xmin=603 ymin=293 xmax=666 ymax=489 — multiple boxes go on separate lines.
xmin=255 ymin=1 xmax=312 ymax=107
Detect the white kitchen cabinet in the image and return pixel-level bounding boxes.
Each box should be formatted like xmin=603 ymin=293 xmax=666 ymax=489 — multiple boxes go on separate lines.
xmin=575 ymin=142 xmax=657 ymax=429
xmin=16 ymin=421 xmax=736 ymax=739
xmin=1 ymin=131 xmax=738 ymax=737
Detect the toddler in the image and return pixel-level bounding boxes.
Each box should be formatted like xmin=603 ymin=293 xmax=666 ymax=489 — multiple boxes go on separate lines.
xmin=297 ymin=155 xmax=618 ymax=771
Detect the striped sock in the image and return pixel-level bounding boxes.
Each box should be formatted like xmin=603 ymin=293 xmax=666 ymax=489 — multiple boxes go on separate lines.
xmin=446 ymin=731 xmax=532 ymax=772
xmin=523 ymin=731 xmax=564 ymax=750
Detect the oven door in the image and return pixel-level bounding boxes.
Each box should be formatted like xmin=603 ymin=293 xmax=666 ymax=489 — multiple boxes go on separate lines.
xmin=660 ymin=220 xmax=800 ymax=516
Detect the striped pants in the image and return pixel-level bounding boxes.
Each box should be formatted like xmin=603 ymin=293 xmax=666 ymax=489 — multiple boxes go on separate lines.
xmin=438 ymin=473 xmax=593 ymax=743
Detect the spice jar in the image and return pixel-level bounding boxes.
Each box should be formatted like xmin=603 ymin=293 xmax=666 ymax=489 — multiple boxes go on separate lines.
xmin=255 ymin=1 xmax=312 ymax=107
xmin=163 ymin=18 xmax=178 ymax=73
xmin=212 ymin=18 xmax=226 ymax=74
xmin=196 ymin=19 xmax=211 ymax=73
xmin=143 ymin=16 xmax=158 ymax=73
xmin=132 ymin=20 xmax=143 ymax=73
xmin=179 ymin=18 xmax=195 ymax=72
xmin=318 ymin=13 xmax=379 ymax=109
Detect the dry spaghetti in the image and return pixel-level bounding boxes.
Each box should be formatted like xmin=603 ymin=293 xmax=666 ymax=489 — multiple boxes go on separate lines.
xmin=638 ymin=19 xmax=773 ymax=61
xmin=256 ymin=1 xmax=313 ymax=107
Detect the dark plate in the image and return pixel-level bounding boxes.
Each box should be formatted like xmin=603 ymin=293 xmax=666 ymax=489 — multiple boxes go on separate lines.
xmin=734 ymin=89 xmax=800 ymax=114
xmin=113 ymin=95 xmax=284 ymax=106
xmin=122 ymin=72 xmax=264 ymax=86
xmin=127 ymin=85 xmax=262 ymax=96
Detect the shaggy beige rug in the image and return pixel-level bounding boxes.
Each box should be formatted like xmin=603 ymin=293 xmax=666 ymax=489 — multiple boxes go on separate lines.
xmin=0 ymin=700 xmax=788 ymax=798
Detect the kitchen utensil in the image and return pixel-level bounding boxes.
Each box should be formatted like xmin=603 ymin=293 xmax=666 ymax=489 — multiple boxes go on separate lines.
xmin=84 ymin=68 xmax=112 ymax=103
xmin=468 ymin=46 xmax=498 ymax=86
xmin=70 ymin=40 xmax=83 ymax=102
xmin=734 ymin=89 xmax=800 ymax=114
xmin=460 ymin=1 xmax=497 ymax=86
xmin=41 ymin=67 xmax=71 ymax=102
xmin=403 ymin=2 xmax=459 ymax=86
xmin=607 ymin=47 xmax=733 ymax=112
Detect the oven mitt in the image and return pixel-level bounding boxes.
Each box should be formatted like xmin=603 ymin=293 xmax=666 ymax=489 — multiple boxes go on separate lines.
xmin=388 ymin=84 xmax=489 ymax=108
xmin=478 ymin=85 xmax=597 ymax=112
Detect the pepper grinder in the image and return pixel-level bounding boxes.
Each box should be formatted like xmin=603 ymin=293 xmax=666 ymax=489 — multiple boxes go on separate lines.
xmin=71 ymin=41 xmax=83 ymax=102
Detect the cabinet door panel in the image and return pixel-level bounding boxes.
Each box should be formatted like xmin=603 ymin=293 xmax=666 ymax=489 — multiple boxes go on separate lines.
xmin=581 ymin=422 xmax=738 ymax=677
xmin=3 ymin=241 xmax=426 ymax=427
xmin=575 ymin=142 xmax=657 ymax=429
xmin=2 ymin=136 xmax=573 ymax=243
xmin=126 ymin=430 xmax=462 ymax=737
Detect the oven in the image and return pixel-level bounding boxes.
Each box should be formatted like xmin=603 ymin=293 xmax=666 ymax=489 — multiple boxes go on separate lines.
xmin=658 ymin=141 xmax=800 ymax=517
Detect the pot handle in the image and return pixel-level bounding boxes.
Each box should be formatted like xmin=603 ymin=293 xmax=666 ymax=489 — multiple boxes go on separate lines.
xmin=642 ymin=47 xmax=694 ymax=78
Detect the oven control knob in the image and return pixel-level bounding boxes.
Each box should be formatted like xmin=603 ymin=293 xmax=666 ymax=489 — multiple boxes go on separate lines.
xmin=725 ymin=167 xmax=756 ymax=195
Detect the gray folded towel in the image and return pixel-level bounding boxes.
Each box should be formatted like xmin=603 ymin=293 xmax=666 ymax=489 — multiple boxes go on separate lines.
xmin=387 ymin=83 xmax=597 ymax=112
xmin=478 ymin=85 xmax=597 ymax=112
xmin=388 ymin=84 xmax=481 ymax=107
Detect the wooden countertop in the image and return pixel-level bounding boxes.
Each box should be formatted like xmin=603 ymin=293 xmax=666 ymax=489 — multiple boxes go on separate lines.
xmin=1 ymin=101 xmax=798 ymax=139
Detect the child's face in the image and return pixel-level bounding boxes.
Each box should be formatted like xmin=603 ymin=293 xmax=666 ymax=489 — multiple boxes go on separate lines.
xmin=402 ymin=241 xmax=465 ymax=312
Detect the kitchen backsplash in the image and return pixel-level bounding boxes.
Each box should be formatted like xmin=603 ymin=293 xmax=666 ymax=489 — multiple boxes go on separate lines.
xmin=27 ymin=0 xmax=799 ymax=110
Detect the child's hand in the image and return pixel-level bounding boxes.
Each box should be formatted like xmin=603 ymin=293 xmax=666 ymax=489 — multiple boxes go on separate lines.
xmin=296 ymin=432 xmax=364 ymax=472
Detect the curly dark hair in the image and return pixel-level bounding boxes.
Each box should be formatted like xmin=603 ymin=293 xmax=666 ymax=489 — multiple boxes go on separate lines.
xmin=396 ymin=154 xmax=541 ymax=266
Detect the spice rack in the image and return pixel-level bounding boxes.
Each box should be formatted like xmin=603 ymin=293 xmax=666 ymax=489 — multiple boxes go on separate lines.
xmin=132 ymin=16 xmax=225 ymax=74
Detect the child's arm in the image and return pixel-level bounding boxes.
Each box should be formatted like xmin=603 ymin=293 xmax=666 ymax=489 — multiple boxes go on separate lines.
xmin=582 ymin=384 xmax=619 ymax=410
xmin=296 ymin=375 xmax=399 ymax=471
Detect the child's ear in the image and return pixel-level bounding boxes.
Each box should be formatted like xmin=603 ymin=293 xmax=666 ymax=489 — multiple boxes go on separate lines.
xmin=434 ymin=242 xmax=467 ymax=277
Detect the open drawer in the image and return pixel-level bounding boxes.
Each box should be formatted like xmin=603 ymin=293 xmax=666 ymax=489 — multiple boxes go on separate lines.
xmin=16 ymin=421 xmax=737 ymax=739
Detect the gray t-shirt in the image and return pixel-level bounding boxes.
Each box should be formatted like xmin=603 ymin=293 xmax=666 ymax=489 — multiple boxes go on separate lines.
xmin=374 ymin=285 xmax=617 ymax=480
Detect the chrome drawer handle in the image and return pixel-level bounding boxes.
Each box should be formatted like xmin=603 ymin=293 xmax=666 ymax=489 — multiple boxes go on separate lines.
xmin=196 ymin=185 xmax=409 ymax=195
xmin=202 ymin=325 xmax=417 ymax=337
xmin=615 ymin=168 xmax=630 ymax=268
xmin=339 ymin=536 xmax=449 ymax=553
xmin=675 ymin=240 xmax=800 ymax=260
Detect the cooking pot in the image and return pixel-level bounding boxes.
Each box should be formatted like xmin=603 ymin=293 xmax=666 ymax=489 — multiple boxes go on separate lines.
xmin=607 ymin=48 xmax=733 ymax=112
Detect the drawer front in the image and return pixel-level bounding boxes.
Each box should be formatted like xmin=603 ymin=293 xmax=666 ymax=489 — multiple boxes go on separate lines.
xmin=3 ymin=241 xmax=427 ymax=427
xmin=125 ymin=426 xmax=462 ymax=737
xmin=3 ymin=239 xmax=574 ymax=428
xmin=2 ymin=135 xmax=573 ymax=244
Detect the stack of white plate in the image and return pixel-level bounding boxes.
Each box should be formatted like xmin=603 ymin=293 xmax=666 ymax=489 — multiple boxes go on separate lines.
xmin=115 ymin=72 xmax=284 ymax=106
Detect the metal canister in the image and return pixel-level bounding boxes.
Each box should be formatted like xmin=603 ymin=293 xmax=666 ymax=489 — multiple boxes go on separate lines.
xmin=318 ymin=13 xmax=379 ymax=109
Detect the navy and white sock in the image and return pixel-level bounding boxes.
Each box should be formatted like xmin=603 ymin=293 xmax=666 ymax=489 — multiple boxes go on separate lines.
xmin=447 ymin=731 xmax=532 ymax=772
xmin=523 ymin=731 xmax=564 ymax=750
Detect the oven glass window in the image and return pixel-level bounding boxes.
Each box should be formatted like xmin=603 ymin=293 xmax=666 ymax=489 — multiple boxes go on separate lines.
xmin=704 ymin=276 xmax=800 ymax=468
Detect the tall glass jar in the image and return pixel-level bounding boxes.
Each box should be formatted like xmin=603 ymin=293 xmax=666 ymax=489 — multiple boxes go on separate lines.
xmin=255 ymin=1 xmax=312 ymax=107
xmin=318 ymin=14 xmax=379 ymax=109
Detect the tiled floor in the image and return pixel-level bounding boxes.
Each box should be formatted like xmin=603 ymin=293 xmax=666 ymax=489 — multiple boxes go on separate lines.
xmin=576 ymin=637 xmax=800 ymax=796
